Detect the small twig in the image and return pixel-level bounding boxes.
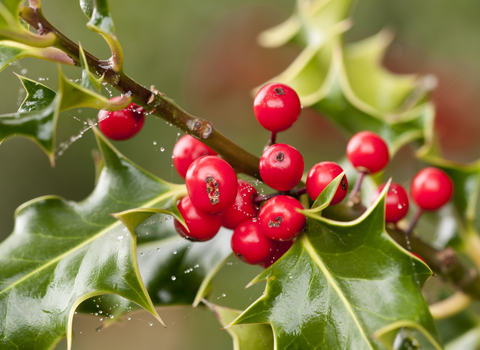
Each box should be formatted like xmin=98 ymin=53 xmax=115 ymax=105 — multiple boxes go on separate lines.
xmin=263 ymin=131 xmax=277 ymax=152
xmin=347 ymin=171 xmax=366 ymax=208
xmin=290 ymin=187 xmax=307 ymax=197
xmin=405 ymin=208 xmax=423 ymax=236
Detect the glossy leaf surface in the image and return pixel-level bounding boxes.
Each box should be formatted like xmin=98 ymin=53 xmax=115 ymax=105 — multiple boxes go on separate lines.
xmin=0 ymin=128 xmax=189 ymax=350
xmin=205 ymin=300 xmax=274 ymax=350
xmin=232 ymin=181 xmax=440 ymax=349
xmin=0 ymin=67 xmax=129 ymax=164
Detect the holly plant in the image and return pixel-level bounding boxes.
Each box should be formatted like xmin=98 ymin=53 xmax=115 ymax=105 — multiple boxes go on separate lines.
xmin=1 ymin=0 xmax=480 ymax=349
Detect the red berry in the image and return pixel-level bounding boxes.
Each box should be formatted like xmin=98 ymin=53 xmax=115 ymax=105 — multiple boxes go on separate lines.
xmin=258 ymin=195 xmax=306 ymax=241
xmin=346 ymin=131 xmax=389 ymax=174
xmin=231 ymin=219 xmax=278 ymax=265
xmin=371 ymin=183 xmax=409 ymax=223
xmin=253 ymin=83 xmax=301 ymax=132
xmin=260 ymin=240 xmax=294 ymax=268
xmin=411 ymin=167 xmax=453 ymax=211
xmin=306 ymin=161 xmax=348 ymax=205
xmin=259 ymin=143 xmax=304 ymax=191
xmin=172 ymin=135 xmax=218 ymax=178
xmin=185 ymin=156 xmax=238 ymax=215
xmin=174 ymin=196 xmax=222 ymax=241
xmin=98 ymin=97 xmax=145 ymax=140
xmin=222 ymin=180 xmax=259 ymax=230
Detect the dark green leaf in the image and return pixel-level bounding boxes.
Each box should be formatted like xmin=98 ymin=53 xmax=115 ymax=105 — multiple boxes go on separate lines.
xmin=231 ymin=184 xmax=440 ymax=349
xmin=205 ymin=299 xmax=274 ymax=350
xmin=0 ymin=74 xmax=59 ymax=164
xmin=0 ymin=128 xmax=191 ymax=350
xmin=0 ymin=68 xmax=130 ymax=165
xmin=79 ymin=0 xmax=93 ymax=18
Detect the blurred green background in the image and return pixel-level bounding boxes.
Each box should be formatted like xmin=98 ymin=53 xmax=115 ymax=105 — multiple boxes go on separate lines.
xmin=2 ymin=0 xmax=480 ymax=348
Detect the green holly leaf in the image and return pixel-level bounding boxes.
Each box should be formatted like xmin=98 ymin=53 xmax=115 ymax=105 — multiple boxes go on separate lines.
xmin=79 ymin=221 xmax=233 ymax=330
xmin=204 ymin=299 xmax=274 ymax=350
xmin=79 ymin=43 xmax=103 ymax=92
xmin=80 ymin=0 xmax=123 ymax=71
xmin=0 ymin=74 xmax=60 ymax=165
xmin=0 ymin=41 xmax=75 ymax=72
xmin=260 ymin=25 xmax=435 ymax=156
xmin=258 ymin=0 xmax=353 ymax=48
xmin=231 ymin=182 xmax=440 ymax=349
xmin=0 ymin=127 xmax=192 ymax=350
xmin=0 ymin=67 xmax=130 ymax=165
xmin=0 ymin=0 xmax=55 ymax=47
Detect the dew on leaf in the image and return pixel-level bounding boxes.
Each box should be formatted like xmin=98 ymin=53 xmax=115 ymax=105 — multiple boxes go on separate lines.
xmin=171 ymin=276 xmax=176 ymax=281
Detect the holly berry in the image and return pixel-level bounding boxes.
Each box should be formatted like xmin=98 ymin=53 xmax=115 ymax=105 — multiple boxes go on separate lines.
xmin=253 ymin=83 xmax=301 ymax=132
xmin=172 ymin=135 xmax=218 ymax=178
xmin=260 ymin=240 xmax=294 ymax=268
xmin=185 ymin=156 xmax=237 ymax=215
xmin=258 ymin=195 xmax=306 ymax=241
xmin=222 ymin=180 xmax=259 ymax=230
xmin=371 ymin=183 xmax=409 ymax=223
xmin=306 ymin=161 xmax=348 ymax=205
xmin=410 ymin=167 xmax=453 ymax=211
xmin=174 ymin=196 xmax=222 ymax=241
xmin=98 ymin=97 xmax=145 ymax=141
xmin=346 ymin=131 xmax=389 ymax=174
xmin=259 ymin=143 xmax=304 ymax=191
xmin=231 ymin=219 xmax=278 ymax=265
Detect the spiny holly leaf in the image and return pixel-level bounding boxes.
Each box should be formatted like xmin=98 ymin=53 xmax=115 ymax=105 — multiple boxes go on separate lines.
xmin=231 ymin=182 xmax=440 ymax=349
xmin=372 ymin=321 xmax=443 ymax=350
xmin=0 ymin=74 xmax=59 ymax=165
xmin=0 ymin=41 xmax=75 ymax=72
xmin=258 ymin=0 xmax=353 ymax=48
xmin=0 ymin=0 xmax=55 ymax=47
xmin=260 ymin=18 xmax=435 ymax=155
xmin=204 ymin=299 xmax=274 ymax=350
xmin=0 ymin=67 xmax=130 ymax=165
xmin=79 ymin=220 xmax=233 ymax=331
xmin=79 ymin=43 xmax=103 ymax=91
xmin=0 ymin=127 xmax=191 ymax=350
xmin=80 ymin=0 xmax=123 ymax=71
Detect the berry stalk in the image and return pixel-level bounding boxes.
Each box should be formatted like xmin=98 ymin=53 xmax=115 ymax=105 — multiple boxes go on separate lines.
xmin=19 ymin=5 xmax=261 ymax=179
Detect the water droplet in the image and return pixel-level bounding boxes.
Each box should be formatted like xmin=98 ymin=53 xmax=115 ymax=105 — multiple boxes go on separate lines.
xmin=109 ymin=315 xmax=114 ymax=319
xmin=99 ymin=310 xmax=103 ymax=314
xmin=99 ymin=318 xmax=104 ymax=321
xmin=160 ymin=147 xmax=165 ymax=152
xmin=171 ymin=276 xmax=176 ymax=281
xmin=194 ymin=264 xmax=199 ymax=268
xmin=149 ymin=322 xmax=153 ymax=327
xmin=153 ymin=141 xmax=157 ymax=145
xmin=96 ymin=304 xmax=100 ymax=308
xmin=127 ymin=317 xmax=132 ymax=321
xmin=173 ymin=251 xmax=177 ymax=255
xmin=20 ymin=68 xmax=27 ymax=74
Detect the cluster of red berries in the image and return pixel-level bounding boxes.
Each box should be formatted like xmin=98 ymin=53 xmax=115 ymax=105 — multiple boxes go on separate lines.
xmin=98 ymin=84 xmax=454 ymax=268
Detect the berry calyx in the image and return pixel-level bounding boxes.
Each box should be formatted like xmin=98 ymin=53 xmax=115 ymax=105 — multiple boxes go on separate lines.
xmin=185 ymin=156 xmax=237 ymax=215
xmin=258 ymin=195 xmax=306 ymax=241
xmin=98 ymin=97 xmax=145 ymax=141
xmin=259 ymin=143 xmax=304 ymax=191
xmin=371 ymin=182 xmax=409 ymax=223
xmin=172 ymin=135 xmax=218 ymax=178
xmin=410 ymin=167 xmax=453 ymax=211
xmin=174 ymin=196 xmax=222 ymax=241
xmin=222 ymin=180 xmax=259 ymax=230
xmin=231 ymin=219 xmax=278 ymax=265
xmin=346 ymin=131 xmax=389 ymax=174
xmin=306 ymin=161 xmax=348 ymax=205
xmin=253 ymin=83 xmax=301 ymax=132
xmin=260 ymin=240 xmax=294 ymax=268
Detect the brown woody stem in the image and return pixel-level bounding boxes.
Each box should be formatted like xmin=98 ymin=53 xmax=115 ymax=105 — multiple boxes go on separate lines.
xmin=19 ymin=5 xmax=260 ymax=179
